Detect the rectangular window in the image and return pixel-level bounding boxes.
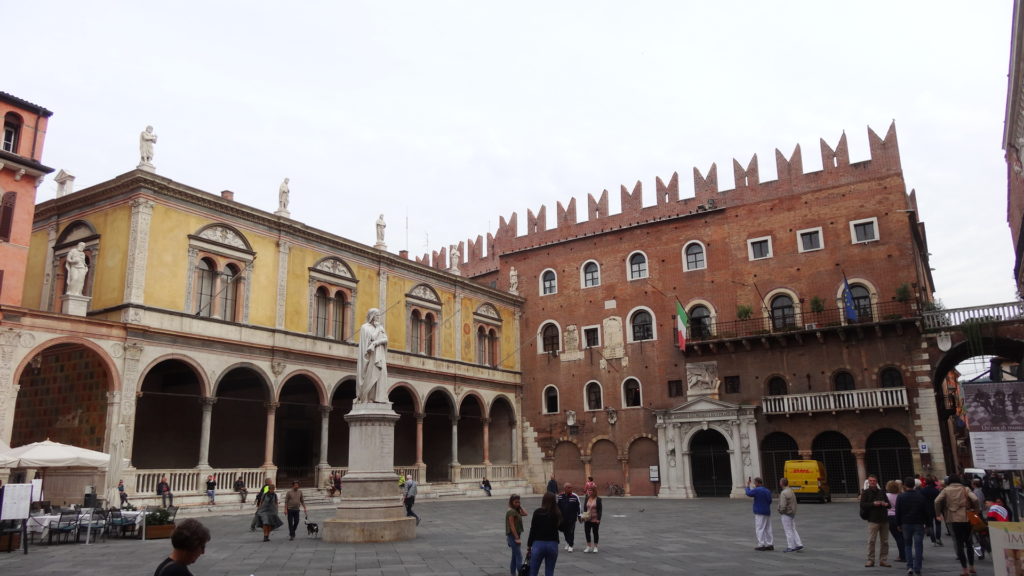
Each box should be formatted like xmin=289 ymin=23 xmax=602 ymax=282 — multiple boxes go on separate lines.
xmin=583 ymin=326 xmax=600 ymax=348
xmin=2 ymin=127 xmax=16 ymax=153
xmin=724 ymin=375 xmax=740 ymax=394
xmin=747 ymin=237 xmax=772 ymax=260
xmin=850 ymin=217 xmax=879 ymax=244
xmin=668 ymin=379 xmax=684 ymax=397
xmin=797 ymin=227 xmax=823 ymax=253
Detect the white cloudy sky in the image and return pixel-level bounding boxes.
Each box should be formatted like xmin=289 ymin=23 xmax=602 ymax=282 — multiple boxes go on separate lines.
xmin=5 ymin=1 xmax=1017 ymax=308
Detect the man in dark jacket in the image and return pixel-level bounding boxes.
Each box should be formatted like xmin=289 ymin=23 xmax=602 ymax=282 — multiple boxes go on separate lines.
xmin=556 ymin=483 xmax=582 ymax=552
xmin=895 ymin=476 xmax=929 ymax=576
xmin=861 ymin=474 xmax=891 ymax=568
xmin=546 ymin=475 xmax=558 ymax=494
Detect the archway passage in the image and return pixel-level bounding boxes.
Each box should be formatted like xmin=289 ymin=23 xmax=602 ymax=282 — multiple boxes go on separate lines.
xmin=13 ymin=343 xmax=111 ymax=451
xmin=760 ymin=432 xmax=799 ymax=493
xmin=275 ymin=375 xmax=321 ymax=485
xmin=552 ymin=441 xmax=583 ymax=488
xmin=458 ymin=396 xmax=484 ymax=465
xmin=865 ymin=428 xmax=914 ymax=483
xmin=590 ymin=439 xmax=621 ymax=495
xmin=488 ymin=397 xmax=515 ymax=464
xmin=389 ymin=385 xmax=416 ymax=468
xmin=627 ymin=437 xmax=658 ymax=496
xmin=690 ymin=429 xmax=732 ymax=497
xmin=812 ymin=431 xmax=858 ymax=496
xmin=329 ymin=379 xmax=356 ymax=466
xmin=209 ymin=366 xmax=268 ymax=469
xmin=134 ymin=359 xmax=203 ymax=468
xmin=423 ymin=390 xmax=454 ymax=482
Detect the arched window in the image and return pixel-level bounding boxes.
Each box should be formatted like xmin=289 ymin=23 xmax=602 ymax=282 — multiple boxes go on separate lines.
xmin=770 ymin=295 xmax=796 ymax=330
xmin=690 ymin=305 xmax=712 ymax=339
xmin=541 ymin=269 xmax=557 ymax=295
xmin=487 ymin=328 xmax=499 ymax=367
xmin=628 ymin=252 xmax=648 ymax=280
xmin=880 ymin=367 xmax=904 ymax=388
xmin=0 ymin=191 xmax=15 ymax=242
xmin=544 ymin=386 xmax=559 ymax=414
xmin=850 ymin=284 xmax=872 ymax=322
xmin=833 ymin=370 xmax=855 ymax=391
xmin=221 ymin=264 xmax=239 ymax=322
xmin=3 ymin=112 xmax=22 ymax=153
xmin=332 ymin=291 xmax=346 ymax=341
xmin=423 ymin=312 xmax=436 ymax=356
xmin=410 ymin=310 xmax=422 ymax=352
xmin=314 ymin=287 xmax=329 ymax=337
xmin=195 ymin=258 xmax=217 ymax=317
xmin=623 ymin=378 xmax=642 ymax=407
xmin=582 ymin=261 xmax=600 ymax=288
xmin=541 ymin=323 xmax=560 ymax=353
xmin=767 ymin=376 xmax=788 ymax=396
xmin=685 ymin=242 xmax=706 ymax=271
xmin=631 ymin=310 xmax=653 ymax=341
xmin=586 ymin=382 xmax=603 ymax=410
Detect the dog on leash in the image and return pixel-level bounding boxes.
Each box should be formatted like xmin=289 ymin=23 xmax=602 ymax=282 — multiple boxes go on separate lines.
xmin=305 ymin=517 xmax=319 ymax=537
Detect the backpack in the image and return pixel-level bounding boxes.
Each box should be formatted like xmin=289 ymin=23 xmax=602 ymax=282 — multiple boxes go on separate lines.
xmin=859 ymin=503 xmax=870 ymax=520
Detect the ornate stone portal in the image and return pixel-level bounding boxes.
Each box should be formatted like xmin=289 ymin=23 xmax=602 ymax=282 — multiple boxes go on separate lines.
xmin=323 ymin=311 xmax=415 ymax=542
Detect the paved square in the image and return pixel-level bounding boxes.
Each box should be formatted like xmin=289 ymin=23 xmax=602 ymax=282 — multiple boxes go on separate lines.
xmin=0 ymin=496 xmax=994 ymax=575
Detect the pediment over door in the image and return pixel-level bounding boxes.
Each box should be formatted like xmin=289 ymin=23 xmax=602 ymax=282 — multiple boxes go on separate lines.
xmin=657 ymin=397 xmax=757 ymax=425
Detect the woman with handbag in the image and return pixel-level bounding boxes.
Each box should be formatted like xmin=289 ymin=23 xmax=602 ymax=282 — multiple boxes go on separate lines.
xmin=582 ymin=485 xmax=602 ymax=553
xmin=934 ymin=473 xmax=980 ymax=576
xmin=505 ymin=494 xmax=528 ymax=576
xmin=527 ymin=492 xmax=562 ymax=576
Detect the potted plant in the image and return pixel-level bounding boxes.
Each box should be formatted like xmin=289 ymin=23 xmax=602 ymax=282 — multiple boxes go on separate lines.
xmin=143 ymin=507 xmax=175 ymax=539
xmin=736 ymin=304 xmax=753 ymax=320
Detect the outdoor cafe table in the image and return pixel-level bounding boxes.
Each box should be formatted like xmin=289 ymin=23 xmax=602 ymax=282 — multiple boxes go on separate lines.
xmin=26 ymin=510 xmax=143 ymax=542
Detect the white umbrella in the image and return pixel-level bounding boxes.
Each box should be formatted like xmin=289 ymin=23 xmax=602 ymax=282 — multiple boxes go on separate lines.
xmin=0 ymin=437 xmax=14 ymax=467
xmin=4 ymin=439 xmax=110 ymax=468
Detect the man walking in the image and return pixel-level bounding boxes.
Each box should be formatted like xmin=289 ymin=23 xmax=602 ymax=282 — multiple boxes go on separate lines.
xmin=546 ymin=474 xmax=558 ymax=494
xmin=777 ymin=478 xmax=803 ymax=553
xmin=895 ymin=475 xmax=929 ymax=576
xmin=745 ymin=477 xmax=774 ymax=551
xmin=284 ymin=481 xmax=307 ymax=541
xmin=404 ymin=476 xmax=420 ymax=525
xmin=861 ymin=474 xmax=892 ymax=567
xmin=556 ymin=483 xmax=582 ymax=552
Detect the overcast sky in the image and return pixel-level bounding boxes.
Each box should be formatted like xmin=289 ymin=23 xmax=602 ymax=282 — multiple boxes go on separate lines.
xmin=5 ymin=1 xmax=1017 ymax=309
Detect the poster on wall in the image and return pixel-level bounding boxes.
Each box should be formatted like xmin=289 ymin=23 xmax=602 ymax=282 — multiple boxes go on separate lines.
xmin=990 ymin=522 xmax=1024 ymax=575
xmin=961 ymin=381 xmax=1024 ymax=469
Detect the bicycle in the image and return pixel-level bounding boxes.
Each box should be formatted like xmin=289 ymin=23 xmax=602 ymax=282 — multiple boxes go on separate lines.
xmin=607 ymin=483 xmax=624 ymax=496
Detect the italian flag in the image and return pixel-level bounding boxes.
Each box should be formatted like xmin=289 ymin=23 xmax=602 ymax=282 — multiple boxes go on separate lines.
xmin=675 ymin=300 xmax=688 ymax=351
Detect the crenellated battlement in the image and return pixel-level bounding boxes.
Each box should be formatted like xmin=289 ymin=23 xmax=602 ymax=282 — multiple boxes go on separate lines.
xmin=418 ymin=123 xmax=902 ymax=275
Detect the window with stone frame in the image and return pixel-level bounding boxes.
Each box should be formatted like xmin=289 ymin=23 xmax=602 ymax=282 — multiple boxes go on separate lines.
xmin=623 ymin=378 xmax=642 ymax=407
xmin=541 ymin=269 xmax=557 ymax=295
xmin=585 ymin=381 xmax=603 ymax=410
xmin=474 ymin=303 xmax=503 ymax=367
xmin=308 ymin=257 xmax=356 ymax=340
xmin=406 ymin=284 xmax=442 ymax=356
xmin=541 ymin=322 xmax=560 ymax=353
xmin=543 ymin=386 xmax=559 ymax=414
xmin=628 ymin=252 xmax=648 ymax=280
xmin=630 ymin=309 xmax=654 ymax=341
xmin=880 ymin=367 xmax=904 ymax=388
xmin=3 ymin=112 xmax=22 ymax=153
xmin=684 ymin=242 xmax=706 ymax=271
xmin=833 ymin=370 xmax=856 ymax=391
xmin=724 ymin=375 xmax=740 ymax=394
xmin=850 ymin=217 xmax=879 ymax=243
xmin=747 ymin=236 xmax=772 ymax=260
xmin=583 ymin=326 xmax=600 ymax=348
xmin=187 ymin=224 xmax=254 ymax=323
xmin=0 ymin=191 xmax=15 ymax=242
xmin=767 ymin=376 xmax=788 ymax=396
xmin=582 ymin=260 xmax=600 ymax=288
xmin=668 ymin=379 xmax=684 ymax=397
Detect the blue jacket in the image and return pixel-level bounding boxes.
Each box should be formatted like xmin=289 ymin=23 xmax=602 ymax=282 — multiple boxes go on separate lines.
xmin=745 ymin=485 xmax=772 ymax=515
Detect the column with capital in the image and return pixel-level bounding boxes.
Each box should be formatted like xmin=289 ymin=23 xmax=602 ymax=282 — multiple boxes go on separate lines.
xmin=481 ymin=417 xmax=491 ymax=465
xmin=197 ymin=397 xmax=217 ymax=468
xmin=450 ymin=416 xmax=460 ymax=482
xmin=263 ymin=402 xmax=278 ymax=468
xmin=317 ymin=405 xmax=331 ymax=487
xmin=853 ymin=449 xmax=867 ymax=490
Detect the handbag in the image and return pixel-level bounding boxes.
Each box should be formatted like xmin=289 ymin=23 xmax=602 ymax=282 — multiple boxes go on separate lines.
xmin=962 ymin=488 xmax=986 ymax=533
xmin=517 ymin=561 xmax=529 ymax=576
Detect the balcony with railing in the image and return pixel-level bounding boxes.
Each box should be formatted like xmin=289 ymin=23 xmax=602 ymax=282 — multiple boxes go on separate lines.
xmin=762 ymin=386 xmax=908 ymax=416
xmin=921 ymin=301 xmax=1024 ymax=331
xmin=687 ymin=300 xmax=917 ymax=350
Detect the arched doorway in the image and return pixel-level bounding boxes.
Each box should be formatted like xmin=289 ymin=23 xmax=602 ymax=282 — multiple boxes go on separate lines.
xmin=760 ymin=432 xmax=799 ymax=492
xmin=627 ymin=437 xmax=658 ymax=496
xmin=209 ymin=366 xmax=268 ymax=469
xmin=865 ymin=428 xmax=914 ymax=483
xmin=13 ymin=343 xmax=112 ymax=452
xmin=812 ymin=431 xmax=858 ymax=496
xmin=275 ymin=375 xmax=322 ymax=485
xmin=458 ymin=396 xmax=485 ymax=467
xmin=423 ymin=390 xmax=455 ymax=482
xmin=328 ymin=379 xmax=356 ymax=466
xmin=690 ymin=429 xmax=732 ymax=497
xmin=552 ymin=441 xmax=583 ymax=488
xmin=488 ymin=396 xmax=515 ymax=464
xmin=134 ymin=359 xmax=204 ymax=468
xmin=590 ymin=439 xmax=621 ymax=495
xmin=389 ymin=385 xmax=417 ymax=469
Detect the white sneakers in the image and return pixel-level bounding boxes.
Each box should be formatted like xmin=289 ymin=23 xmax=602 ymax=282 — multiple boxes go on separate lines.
xmin=583 ymin=546 xmax=599 ymax=553
xmin=592 ymin=547 xmax=599 ymax=553
xmin=565 ymin=545 xmax=573 ymax=552
xmin=583 ymin=546 xmax=591 ymax=553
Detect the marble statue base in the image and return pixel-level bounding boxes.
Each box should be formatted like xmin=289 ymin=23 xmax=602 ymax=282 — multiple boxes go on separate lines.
xmin=374 ymin=242 xmax=387 ymax=251
xmin=274 ymin=209 xmax=291 ymax=218
xmin=61 ymin=293 xmax=91 ymax=317
xmin=322 ymin=402 xmax=416 ymax=543
xmin=137 ymin=161 xmax=155 ymax=173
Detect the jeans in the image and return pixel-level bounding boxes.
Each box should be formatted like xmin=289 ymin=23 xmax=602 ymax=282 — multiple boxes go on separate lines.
xmin=888 ymin=516 xmax=905 ymax=559
xmin=507 ymin=533 xmax=522 ymax=576
xmin=287 ymin=509 xmax=301 ymax=537
xmin=952 ymin=522 xmax=974 ymax=568
xmin=529 ymin=540 xmax=558 ymax=576
xmin=161 ymin=492 xmax=173 ymax=508
xmin=405 ymin=496 xmax=420 ymax=523
xmin=207 ymin=489 xmax=216 ymax=504
xmin=902 ymin=523 xmax=925 ymax=574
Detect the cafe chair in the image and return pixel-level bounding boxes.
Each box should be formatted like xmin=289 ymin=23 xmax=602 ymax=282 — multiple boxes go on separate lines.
xmin=107 ymin=510 xmax=136 ymax=538
xmin=48 ymin=511 xmax=80 ymax=544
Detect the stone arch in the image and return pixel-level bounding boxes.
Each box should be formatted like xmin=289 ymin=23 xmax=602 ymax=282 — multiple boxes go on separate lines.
xmin=55 ymin=219 xmax=98 ymax=244
xmin=208 ymin=363 xmax=273 ymax=470
xmin=760 ymin=432 xmax=799 ymax=492
xmin=589 ymin=438 xmax=621 ymax=493
xmin=627 ymin=435 xmax=659 ymax=496
xmin=423 ymin=388 xmax=457 ymax=482
xmin=138 ymin=352 xmax=209 ymax=396
xmin=213 ymin=361 xmax=273 ymax=400
xmin=194 ymin=222 xmax=254 ymax=251
xmin=275 ymin=373 xmax=324 ymax=485
xmin=133 ymin=357 xmax=207 ymax=468
xmin=487 ymin=395 xmax=517 ymax=464
xmin=688 ymin=426 xmax=733 ymax=497
xmin=811 ymin=430 xmax=858 ymax=496
xmin=458 ymin=393 xmax=486 ymax=465
xmin=329 ymin=377 xmax=359 ymax=467
xmin=552 ymin=440 xmax=584 ymax=487
xmin=865 ymin=428 xmax=914 ymax=483
xmin=764 ymin=287 xmax=801 ymax=330
xmin=278 ymin=368 xmax=327 ymax=405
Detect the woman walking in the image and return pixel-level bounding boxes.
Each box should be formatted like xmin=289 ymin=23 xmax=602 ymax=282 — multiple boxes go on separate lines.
xmin=886 ymin=479 xmax=906 ymax=562
xmin=505 ymin=494 xmax=528 ymax=576
xmin=527 ymin=492 xmax=562 ymax=576
xmin=582 ymin=485 xmax=602 ymax=553
xmin=935 ymin=473 xmax=980 ymax=576
xmin=256 ymin=482 xmax=284 ymax=542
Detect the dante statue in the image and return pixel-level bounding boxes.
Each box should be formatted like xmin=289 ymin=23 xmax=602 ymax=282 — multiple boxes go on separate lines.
xmin=65 ymin=242 xmax=88 ymax=296
xmin=356 ymin=308 xmax=389 ymax=403
xmin=139 ymin=125 xmax=157 ymax=164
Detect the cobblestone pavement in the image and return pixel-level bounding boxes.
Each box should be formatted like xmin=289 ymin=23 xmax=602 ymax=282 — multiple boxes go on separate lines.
xmin=0 ymin=495 xmax=996 ymax=575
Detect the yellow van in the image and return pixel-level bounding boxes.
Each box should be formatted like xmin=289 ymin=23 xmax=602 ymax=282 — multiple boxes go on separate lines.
xmin=783 ymin=459 xmax=831 ymax=503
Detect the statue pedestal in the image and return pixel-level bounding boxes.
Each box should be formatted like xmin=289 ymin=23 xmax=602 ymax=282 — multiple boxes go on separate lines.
xmin=322 ymin=402 xmax=415 ymax=543
xmin=374 ymin=241 xmax=387 ymax=251
xmin=274 ymin=209 xmax=291 ymax=218
xmin=61 ymin=293 xmax=91 ymax=317
xmin=137 ymin=161 xmax=155 ymax=173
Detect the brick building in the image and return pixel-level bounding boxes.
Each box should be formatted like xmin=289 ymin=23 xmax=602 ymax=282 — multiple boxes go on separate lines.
xmin=424 ymin=124 xmax=940 ymax=497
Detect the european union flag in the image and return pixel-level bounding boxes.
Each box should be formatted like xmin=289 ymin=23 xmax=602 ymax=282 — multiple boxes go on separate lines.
xmin=843 ymin=274 xmax=858 ymax=323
